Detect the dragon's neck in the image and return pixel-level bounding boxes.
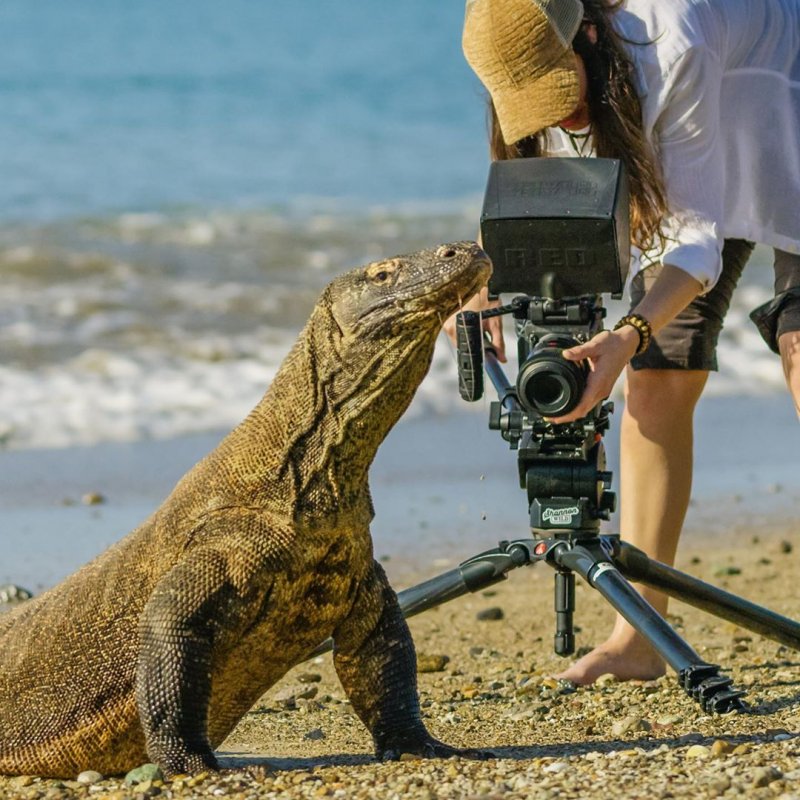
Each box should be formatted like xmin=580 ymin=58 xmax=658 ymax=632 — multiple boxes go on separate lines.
xmin=218 ymin=303 xmax=436 ymax=518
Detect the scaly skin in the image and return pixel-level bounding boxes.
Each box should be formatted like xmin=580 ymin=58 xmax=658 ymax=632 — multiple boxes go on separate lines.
xmin=0 ymin=242 xmax=492 ymax=778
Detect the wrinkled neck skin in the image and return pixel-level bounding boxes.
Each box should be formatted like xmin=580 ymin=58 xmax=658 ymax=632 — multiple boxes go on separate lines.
xmin=224 ymin=297 xmax=440 ymax=520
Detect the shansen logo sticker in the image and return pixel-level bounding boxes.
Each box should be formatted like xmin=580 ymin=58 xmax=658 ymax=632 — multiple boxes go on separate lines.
xmin=541 ymin=506 xmax=580 ymax=526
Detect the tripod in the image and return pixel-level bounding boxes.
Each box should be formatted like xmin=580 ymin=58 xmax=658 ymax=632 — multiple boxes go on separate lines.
xmin=391 ymin=346 xmax=800 ymax=713
xmin=312 ymin=322 xmax=800 ymax=713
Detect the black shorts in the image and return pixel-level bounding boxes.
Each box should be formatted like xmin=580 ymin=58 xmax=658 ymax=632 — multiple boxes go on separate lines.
xmin=629 ymin=240 xmax=800 ymax=370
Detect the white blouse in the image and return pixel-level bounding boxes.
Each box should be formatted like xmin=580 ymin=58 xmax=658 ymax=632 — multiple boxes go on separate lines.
xmin=546 ymin=0 xmax=800 ymax=290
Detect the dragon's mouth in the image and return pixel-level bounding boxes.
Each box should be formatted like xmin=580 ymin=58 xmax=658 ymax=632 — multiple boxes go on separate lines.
xmin=414 ymin=256 xmax=492 ymax=316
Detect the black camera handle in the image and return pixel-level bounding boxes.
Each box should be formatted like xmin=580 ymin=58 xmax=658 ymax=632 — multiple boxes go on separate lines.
xmin=454 ymin=300 xmax=526 ymax=404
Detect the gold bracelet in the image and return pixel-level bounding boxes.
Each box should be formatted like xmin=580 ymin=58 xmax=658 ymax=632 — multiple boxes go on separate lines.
xmin=614 ymin=313 xmax=652 ymax=356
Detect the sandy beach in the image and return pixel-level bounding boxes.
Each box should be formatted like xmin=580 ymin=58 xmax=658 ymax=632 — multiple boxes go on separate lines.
xmin=1 ymin=391 xmax=799 ymax=798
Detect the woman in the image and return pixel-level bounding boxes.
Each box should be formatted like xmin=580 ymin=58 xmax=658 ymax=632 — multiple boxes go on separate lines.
xmin=457 ymin=0 xmax=800 ymax=683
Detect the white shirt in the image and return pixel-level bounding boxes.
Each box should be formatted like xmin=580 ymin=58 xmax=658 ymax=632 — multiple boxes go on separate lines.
xmin=546 ymin=0 xmax=800 ymax=290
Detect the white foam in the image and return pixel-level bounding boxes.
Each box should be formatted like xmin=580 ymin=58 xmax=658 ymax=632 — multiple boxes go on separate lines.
xmin=0 ymin=210 xmax=791 ymax=451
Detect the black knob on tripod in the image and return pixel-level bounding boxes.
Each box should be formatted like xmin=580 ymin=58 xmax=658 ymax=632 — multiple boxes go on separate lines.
xmin=456 ymin=311 xmax=484 ymax=402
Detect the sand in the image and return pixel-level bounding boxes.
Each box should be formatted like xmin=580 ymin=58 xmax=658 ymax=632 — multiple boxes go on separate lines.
xmin=0 ymin=393 xmax=799 ymax=798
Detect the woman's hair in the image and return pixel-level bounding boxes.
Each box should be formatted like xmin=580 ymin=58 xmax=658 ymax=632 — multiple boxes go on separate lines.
xmin=488 ymin=0 xmax=667 ymax=254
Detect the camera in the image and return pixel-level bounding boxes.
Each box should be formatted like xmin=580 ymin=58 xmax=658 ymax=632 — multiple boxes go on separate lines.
xmin=516 ymin=333 xmax=588 ymax=417
xmin=456 ymin=157 xmax=629 ymax=533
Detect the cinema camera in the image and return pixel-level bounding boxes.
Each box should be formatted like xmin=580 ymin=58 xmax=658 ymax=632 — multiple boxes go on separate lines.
xmin=456 ymin=157 xmax=629 ymax=536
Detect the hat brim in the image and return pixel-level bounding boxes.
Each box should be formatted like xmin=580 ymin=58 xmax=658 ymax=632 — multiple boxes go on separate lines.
xmin=492 ymin=49 xmax=580 ymax=144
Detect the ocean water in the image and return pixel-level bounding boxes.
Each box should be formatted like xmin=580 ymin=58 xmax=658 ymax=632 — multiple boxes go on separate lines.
xmin=0 ymin=0 xmax=788 ymax=450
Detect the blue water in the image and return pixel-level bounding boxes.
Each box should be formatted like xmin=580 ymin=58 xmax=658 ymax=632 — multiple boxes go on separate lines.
xmin=0 ymin=0 xmax=489 ymax=220
xmin=0 ymin=1 xmax=789 ymax=453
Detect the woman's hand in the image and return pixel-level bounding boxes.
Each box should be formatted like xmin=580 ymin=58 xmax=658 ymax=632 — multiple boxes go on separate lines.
xmin=547 ymin=326 xmax=640 ymax=423
xmin=443 ymin=285 xmax=507 ymax=363
xmin=548 ymin=264 xmax=705 ymax=423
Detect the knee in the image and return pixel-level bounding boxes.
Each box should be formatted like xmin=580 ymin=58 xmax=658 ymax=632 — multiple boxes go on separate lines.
xmin=624 ymin=369 xmax=708 ymax=423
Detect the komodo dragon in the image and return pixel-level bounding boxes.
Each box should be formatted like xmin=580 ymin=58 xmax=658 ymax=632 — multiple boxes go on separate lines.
xmin=0 ymin=241 xmax=492 ymax=779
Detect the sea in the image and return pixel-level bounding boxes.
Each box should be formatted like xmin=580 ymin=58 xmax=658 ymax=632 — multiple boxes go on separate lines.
xmin=0 ymin=0 xmax=788 ymax=451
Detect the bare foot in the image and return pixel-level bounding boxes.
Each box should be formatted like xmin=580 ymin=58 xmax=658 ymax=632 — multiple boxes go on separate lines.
xmin=554 ymin=638 xmax=666 ymax=685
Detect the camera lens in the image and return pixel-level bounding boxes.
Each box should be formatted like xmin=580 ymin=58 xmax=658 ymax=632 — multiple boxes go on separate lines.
xmin=516 ymin=335 xmax=587 ymax=417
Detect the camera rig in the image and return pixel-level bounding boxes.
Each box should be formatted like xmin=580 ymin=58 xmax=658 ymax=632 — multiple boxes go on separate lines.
xmin=309 ymin=158 xmax=800 ymax=714
xmin=457 ymin=293 xmax=615 ymax=536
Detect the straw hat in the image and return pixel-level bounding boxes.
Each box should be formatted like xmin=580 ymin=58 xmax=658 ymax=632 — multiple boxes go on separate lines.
xmin=463 ymin=0 xmax=584 ymax=144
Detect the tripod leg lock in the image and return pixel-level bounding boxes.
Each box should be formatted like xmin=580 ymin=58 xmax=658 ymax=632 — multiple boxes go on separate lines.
xmin=679 ymin=664 xmax=747 ymax=713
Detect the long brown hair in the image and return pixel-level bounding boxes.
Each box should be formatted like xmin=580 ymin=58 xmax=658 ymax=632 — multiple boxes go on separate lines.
xmin=488 ymin=0 xmax=667 ymax=254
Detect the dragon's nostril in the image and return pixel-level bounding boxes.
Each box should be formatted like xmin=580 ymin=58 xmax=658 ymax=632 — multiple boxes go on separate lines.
xmin=440 ymin=248 xmax=457 ymax=259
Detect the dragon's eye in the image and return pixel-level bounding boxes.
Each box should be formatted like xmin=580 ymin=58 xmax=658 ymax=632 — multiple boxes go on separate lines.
xmin=374 ymin=271 xmax=389 ymax=282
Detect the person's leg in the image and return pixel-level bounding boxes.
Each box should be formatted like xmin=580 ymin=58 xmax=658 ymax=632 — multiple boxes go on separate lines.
xmin=773 ymin=250 xmax=800 ymax=418
xmin=557 ymin=367 xmax=707 ymax=684
xmin=557 ymin=239 xmax=754 ymax=685
xmin=778 ymin=330 xmax=800 ymax=418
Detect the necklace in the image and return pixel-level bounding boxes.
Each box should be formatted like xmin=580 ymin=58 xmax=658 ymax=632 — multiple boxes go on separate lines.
xmin=560 ymin=125 xmax=593 ymax=158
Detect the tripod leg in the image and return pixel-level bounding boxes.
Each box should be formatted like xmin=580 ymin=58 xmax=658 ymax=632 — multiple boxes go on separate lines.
xmin=555 ymin=543 xmax=746 ymax=712
xmin=614 ymin=541 xmax=800 ymax=650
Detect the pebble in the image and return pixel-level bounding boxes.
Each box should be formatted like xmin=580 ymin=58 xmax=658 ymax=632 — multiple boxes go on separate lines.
xmin=77 ymin=770 xmax=104 ymax=784
xmin=81 ymin=491 xmax=106 ymax=505
xmin=304 ymin=728 xmax=326 ymax=740
xmin=416 ymin=653 xmax=450 ymax=673
xmin=124 ymin=763 xmax=164 ymax=785
xmin=710 ymin=739 xmax=733 ymax=756
xmin=274 ymin=685 xmax=318 ymax=708
xmin=709 ymin=775 xmax=732 ymax=793
xmin=595 ymin=673 xmax=619 ymax=687
xmin=476 ymin=607 xmax=504 ymax=621
xmin=0 ymin=584 xmax=33 ymax=604
xmin=297 ymin=672 xmax=322 ymax=684
xmin=685 ymin=745 xmax=711 ymax=758
xmin=611 ymin=715 xmax=651 ymax=736
xmin=752 ymin=766 xmax=783 ymax=787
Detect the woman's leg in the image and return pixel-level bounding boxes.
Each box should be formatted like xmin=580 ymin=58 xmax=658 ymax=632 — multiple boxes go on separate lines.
xmin=556 ymin=239 xmax=753 ymax=684
xmin=778 ymin=330 xmax=800 ymax=418
xmin=773 ymin=250 xmax=800 ymax=419
xmin=556 ymin=366 xmax=708 ymax=684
